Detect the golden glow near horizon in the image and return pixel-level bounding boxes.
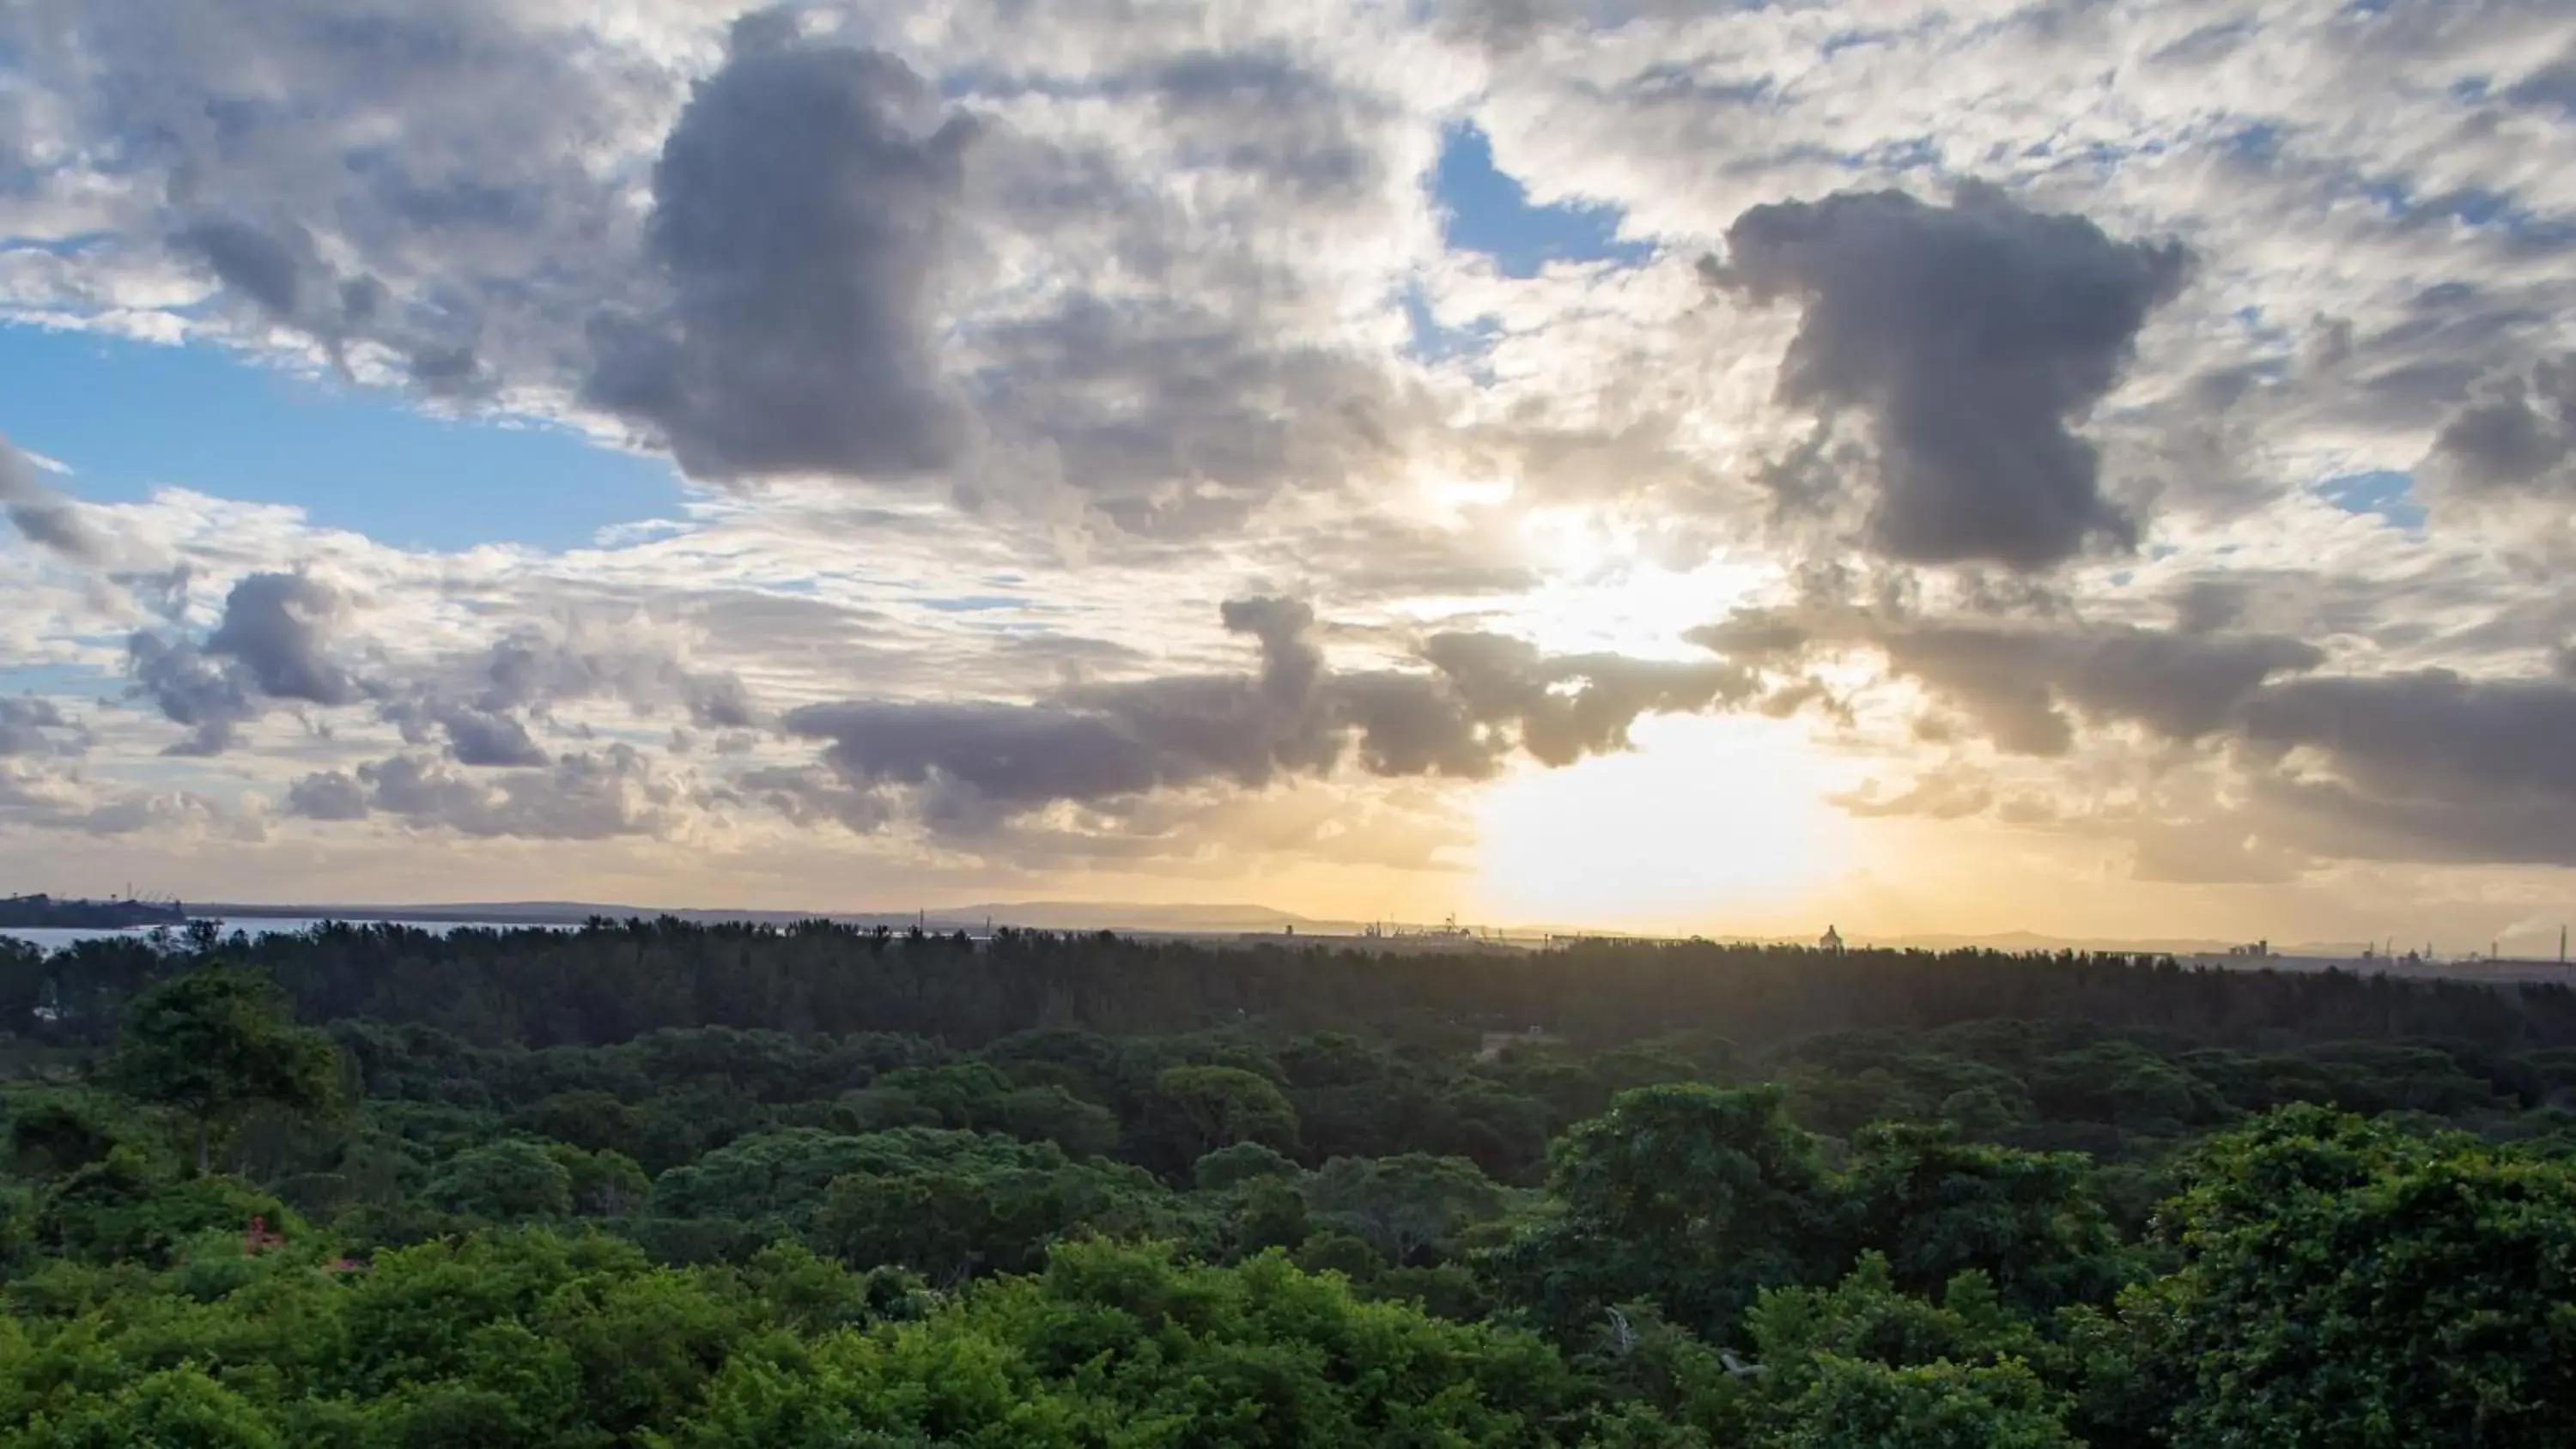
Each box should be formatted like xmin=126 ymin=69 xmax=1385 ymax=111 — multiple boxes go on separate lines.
xmin=1471 ymin=712 xmax=1860 ymax=934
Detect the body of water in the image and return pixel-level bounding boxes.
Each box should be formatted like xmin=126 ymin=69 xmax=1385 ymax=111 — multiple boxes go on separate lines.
xmin=0 ymin=918 xmax=573 ymax=951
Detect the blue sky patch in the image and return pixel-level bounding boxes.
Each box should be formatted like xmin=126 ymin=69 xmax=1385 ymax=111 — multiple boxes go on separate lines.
xmin=1432 ymin=122 xmax=1654 ymax=279
xmin=1400 ymin=284 xmax=1504 ymax=371
xmin=2318 ymin=470 xmax=2427 ymax=530
xmin=0 ymin=663 xmax=121 ymax=701
xmin=0 ymin=326 xmax=681 ymax=554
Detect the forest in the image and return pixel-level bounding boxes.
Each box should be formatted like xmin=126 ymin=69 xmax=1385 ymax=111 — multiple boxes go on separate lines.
xmin=1 ymin=919 xmax=2572 ymax=1446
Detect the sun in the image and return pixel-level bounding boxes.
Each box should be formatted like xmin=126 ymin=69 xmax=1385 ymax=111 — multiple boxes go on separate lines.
xmin=1468 ymin=712 xmax=1856 ymax=935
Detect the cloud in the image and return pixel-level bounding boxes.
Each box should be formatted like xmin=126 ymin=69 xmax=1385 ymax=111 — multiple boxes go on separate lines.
xmin=2235 ymin=670 xmax=2576 ymax=865
xmin=585 ymin=11 xmax=977 ymax=482
xmin=1698 ymin=605 xmax=2320 ymax=756
xmin=123 ymin=571 xmax=353 ymax=753
xmin=284 ymin=769 xmax=372 ymax=822
xmin=203 ymin=573 xmax=360 ymax=706
xmin=0 ymin=436 xmax=108 ymax=563
xmin=383 ymin=700 xmax=550 ymax=768
xmin=1145 ymin=47 xmax=1393 ymax=207
xmin=288 ymin=746 xmax=689 ymax=840
xmin=2421 ymin=354 xmax=2576 ymax=497
xmin=1708 ymin=184 xmax=2190 ymax=569
xmin=1416 ymin=631 xmax=1750 ymax=767
xmin=176 ymin=215 xmax=324 ymax=324
xmin=1880 ymin=622 xmax=2321 ymax=755
xmin=0 ymin=753 xmax=250 ymax=840
xmin=469 ymin=628 xmax=761 ymax=730
xmin=361 ymin=623 xmax=763 ymax=772
xmin=1831 ymin=770 xmax=1993 ymax=822
xmin=0 ymin=697 xmax=83 ymax=758
xmin=783 ymin=597 xmax=1753 ymax=835
xmin=125 ymin=632 xmax=257 ymax=756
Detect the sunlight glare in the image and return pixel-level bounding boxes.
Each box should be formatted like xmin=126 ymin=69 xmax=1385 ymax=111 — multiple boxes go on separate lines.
xmin=1471 ymin=712 xmax=1856 ymax=934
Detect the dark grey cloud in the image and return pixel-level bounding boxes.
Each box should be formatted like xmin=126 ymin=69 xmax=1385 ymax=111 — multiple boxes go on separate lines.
xmin=284 ymin=769 xmax=372 ymax=822
xmin=125 ymin=633 xmax=255 ymax=756
xmin=2423 ymin=353 xmax=2575 ymax=494
xmin=2509 ymin=54 xmax=2576 ymax=117
xmin=124 ymin=572 xmax=354 ymax=754
xmin=1417 ymin=632 xmax=1748 ymax=767
xmin=173 ymin=215 xmax=415 ymax=378
xmin=0 ymin=698 xmax=83 ymax=759
xmin=781 ymin=597 xmax=1752 ymax=834
xmin=0 ymin=439 xmax=108 ymax=563
xmin=382 ymin=700 xmax=549 ymax=768
xmin=683 ymin=672 xmax=759 ymax=731
xmin=1148 ymin=48 xmax=1388 ymax=204
xmin=2071 ymin=669 xmax=2576 ymax=869
xmin=1885 ymin=622 xmax=2320 ymax=755
xmin=204 ymin=573 xmax=359 ymax=706
xmin=790 ymin=599 xmax=1340 ymax=826
xmin=2239 ymin=669 xmax=2576 ymax=813
xmin=1696 ymin=606 xmax=2319 ymax=755
xmin=286 ymin=745 xmax=684 ymax=840
xmin=177 ymin=215 xmax=322 ymax=321
xmin=586 ymin=11 xmax=976 ymax=482
xmin=2172 ymin=579 xmax=2248 ymax=635
xmin=1709 ymin=184 xmax=2190 ymax=569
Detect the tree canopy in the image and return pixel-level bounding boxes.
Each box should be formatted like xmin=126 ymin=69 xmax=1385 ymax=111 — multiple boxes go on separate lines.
xmin=5 ymin=925 xmax=2576 ymax=1445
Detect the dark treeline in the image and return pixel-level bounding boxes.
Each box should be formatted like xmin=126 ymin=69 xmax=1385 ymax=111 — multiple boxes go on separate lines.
xmin=10 ymin=917 xmax=2575 ymax=1052
xmin=4 ymin=922 xmax=2573 ymax=1446
xmin=0 ymin=893 xmax=184 ymax=930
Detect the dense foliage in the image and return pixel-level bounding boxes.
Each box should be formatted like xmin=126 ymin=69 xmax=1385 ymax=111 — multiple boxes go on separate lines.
xmin=5 ymin=921 xmax=2576 ymax=1445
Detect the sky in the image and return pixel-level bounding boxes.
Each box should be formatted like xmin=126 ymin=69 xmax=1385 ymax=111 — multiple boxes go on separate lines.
xmin=3 ymin=0 xmax=2576 ymax=949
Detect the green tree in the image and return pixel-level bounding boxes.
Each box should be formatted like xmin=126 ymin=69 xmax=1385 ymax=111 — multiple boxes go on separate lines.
xmin=424 ymin=1141 xmax=574 ymax=1222
xmin=21 ymin=1364 xmax=283 ymax=1449
xmin=2106 ymin=1107 xmax=2576 ymax=1448
xmin=1838 ymin=1123 xmax=2123 ymax=1312
xmin=1492 ymin=1084 xmax=1840 ymax=1342
xmin=1194 ymin=1141 xmax=1302 ymax=1192
xmin=1769 ymin=1356 xmax=2076 ymax=1449
xmin=1148 ymin=1064 xmax=1302 ymax=1167
xmin=106 ymin=966 xmax=339 ymax=1174
xmin=1304 ymin=1152 xmax=1505 ymax=1266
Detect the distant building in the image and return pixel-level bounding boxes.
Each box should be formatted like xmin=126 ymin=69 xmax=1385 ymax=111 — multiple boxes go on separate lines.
xmin=1820 ymin=925 xmax=1844 ymax=953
